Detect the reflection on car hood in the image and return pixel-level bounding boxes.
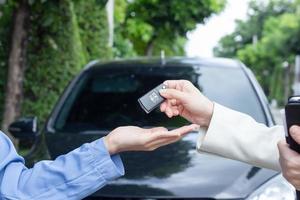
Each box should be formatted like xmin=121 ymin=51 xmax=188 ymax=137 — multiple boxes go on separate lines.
xmin=93 ymin=132 xmax=278 ymax=199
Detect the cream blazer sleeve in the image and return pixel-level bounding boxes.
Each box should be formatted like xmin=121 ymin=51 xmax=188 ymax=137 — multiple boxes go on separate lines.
xmin=197 ymin=103 xmax=285 ymax=171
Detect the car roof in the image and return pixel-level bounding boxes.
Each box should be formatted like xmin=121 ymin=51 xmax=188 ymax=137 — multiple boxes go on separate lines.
xmin=85 ymin=57 xmax=243 ymax=71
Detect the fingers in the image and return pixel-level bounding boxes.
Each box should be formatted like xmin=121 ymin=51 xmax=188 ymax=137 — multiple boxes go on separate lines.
xmin=148 ymin=124 xmax=199 ymax=141
xmin=278 ymin=140 xmax=299 ymax=158
xmin=290 ymin=125 xmax=300 ymax=144
xmin=146 ymin=124 xmax=200 ymax=151
xmin=163 ymin=80 xmax=182 ymax=89
xmin=134 ymin=124 xmax=199 ymax=152
xmin=278 ymin=139 xmax=300 ymax=190
xmin=168 ymin=124 xmax=200 ymax=137
xmin=160 ymin=100 xmax=181 ymax=118
xmin=159 ymin=88 xmax=186 ymax=103
xmin=173 ymin=108 xmax=180 ymax=116
xmin=146 ymin=136 xmax=181 ymax=151
xmin=163 ymin=80 xmax=191 ymax=90
xmin=150 ymin=127 xmax=168 ymax=133
xmin=160 ymin=102 xmax=167 ymax=112
xmin=170 ymin=99 xmax=177 ymax=106
xmin=165 ymin=106 xmax=173 ymax=117
xmin=148 ymin=128 xmax=179 ymax=140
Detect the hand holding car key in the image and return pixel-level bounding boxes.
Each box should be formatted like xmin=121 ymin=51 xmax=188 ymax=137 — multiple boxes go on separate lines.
xmin=284 ymin=95 xmax=300 ymax=199
xmin=138 ymin=83 xmax=167 ymax=113
xmin=285 ymin=96 xmax=300 ymax=152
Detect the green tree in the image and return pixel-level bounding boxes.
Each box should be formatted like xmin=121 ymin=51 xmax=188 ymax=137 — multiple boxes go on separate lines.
xmin=22 ymin=0 xmax=111 ymax=124
xmin=214 ymin=0 xmax=300 ymax=105
xmin=0 ymin=0 xmax=110 ymax=144
xmin=114 ymin=0 xmax=226 ymax=57
xmin=113 ymin=0 xmax=137 ymax=58
xmin=214 ymin=0 xmax=294 ymax=57
xmin=237 ymin=13 xmax=300 ymax=103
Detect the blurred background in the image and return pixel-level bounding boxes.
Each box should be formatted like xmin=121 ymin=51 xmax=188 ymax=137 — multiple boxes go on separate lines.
xmin=0 ymin=0 xmax=299 ymax=147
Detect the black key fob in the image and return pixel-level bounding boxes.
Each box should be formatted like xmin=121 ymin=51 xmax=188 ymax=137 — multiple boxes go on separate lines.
xmin=285 ymin=96 xmax=300 ymax=153
xmin=138 ymin=83 xmax=167 ymax=114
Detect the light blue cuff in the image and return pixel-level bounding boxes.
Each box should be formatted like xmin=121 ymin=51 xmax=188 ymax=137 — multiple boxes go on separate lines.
xmin=89 ymin=138 xmax=125 ymax=181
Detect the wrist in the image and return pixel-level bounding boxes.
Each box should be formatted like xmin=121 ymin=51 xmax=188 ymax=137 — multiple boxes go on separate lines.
xmin=205 ymin=101 xmax=214 ymax=127
xmin=196 ymin=100 xmax=214 ymax=127
xmin=103 ymin=135 xmax=119 ymax=155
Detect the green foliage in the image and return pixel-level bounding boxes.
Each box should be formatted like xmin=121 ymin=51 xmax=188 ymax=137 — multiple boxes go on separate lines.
xmin=238 ymin=12 xmax=299 ymax=104
xmin=114 ymin=0 xmax=226 ymax=57
xmin=23 ymin=0 xmax=83 ymax=122
xmin=113 ymin=0 xmax=137 ymax=58
xmin=214 ymin=0 xmax=300 ymax=105
xmin=214 ymin=0 xmax=295 ymax=57
xmin=0 ymin=0 xmax=225 ymax=125
xmin=22 ymin=0 xmax=111 ymax=123
xmin=74 ymin=0 xmax=111 ymax=60
xmin=0 ymin=0 xmax=110 ymax=124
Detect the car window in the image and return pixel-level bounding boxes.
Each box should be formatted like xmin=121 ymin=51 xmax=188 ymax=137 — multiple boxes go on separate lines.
xmin=53 ymin=65 xmax=266 ymax=132
xmin=198 ymin=66 xmax=266 ymax=124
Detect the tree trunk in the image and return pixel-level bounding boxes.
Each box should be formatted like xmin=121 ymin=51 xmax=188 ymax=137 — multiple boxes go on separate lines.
xmin=1 ymin=0 xmax=29 ymax=146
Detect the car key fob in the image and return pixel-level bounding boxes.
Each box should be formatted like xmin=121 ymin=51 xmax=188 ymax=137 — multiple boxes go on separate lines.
xmin=285 ymin=96 xmax=300 ymax=153
xmin=138 ymin=83 xmax=167 ymax=114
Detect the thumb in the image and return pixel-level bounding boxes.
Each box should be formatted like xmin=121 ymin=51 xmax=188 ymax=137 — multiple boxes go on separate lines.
xmin=278 ymin=139 xmax=299 ymax=158
xmin=159 ymin=88 xmax=187 ymax=103
xmin=290 ymin=125 xmax=300 ymax=144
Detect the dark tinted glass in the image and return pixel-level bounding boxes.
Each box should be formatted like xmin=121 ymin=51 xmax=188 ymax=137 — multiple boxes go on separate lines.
xmin=54 ymin=65 xmax=266 ymax=132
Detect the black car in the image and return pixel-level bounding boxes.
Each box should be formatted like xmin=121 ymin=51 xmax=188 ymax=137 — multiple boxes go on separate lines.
xmin=10 ymin=57 xmax=295 ymax=199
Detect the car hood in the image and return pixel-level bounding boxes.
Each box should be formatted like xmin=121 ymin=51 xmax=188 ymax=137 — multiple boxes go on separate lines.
xmin=91 ymin=132 xmax=277 ymax=199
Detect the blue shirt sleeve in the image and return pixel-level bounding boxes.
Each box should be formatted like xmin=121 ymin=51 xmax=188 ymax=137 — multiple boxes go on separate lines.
xmin=0 ymin=131 xmax=124 ymax=200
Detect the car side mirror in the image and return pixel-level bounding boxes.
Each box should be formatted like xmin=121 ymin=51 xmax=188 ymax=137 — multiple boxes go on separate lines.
xmin=8 ymin=116 xmax=38 ymax=140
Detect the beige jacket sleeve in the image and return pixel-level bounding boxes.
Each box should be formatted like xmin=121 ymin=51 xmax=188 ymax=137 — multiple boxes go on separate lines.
xmin=197 ymin=103 xmax=285 ymax=171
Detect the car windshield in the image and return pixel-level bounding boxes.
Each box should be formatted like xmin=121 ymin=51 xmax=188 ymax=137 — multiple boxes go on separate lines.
xmin=53 ymin=65 xmax=266 ymax=132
